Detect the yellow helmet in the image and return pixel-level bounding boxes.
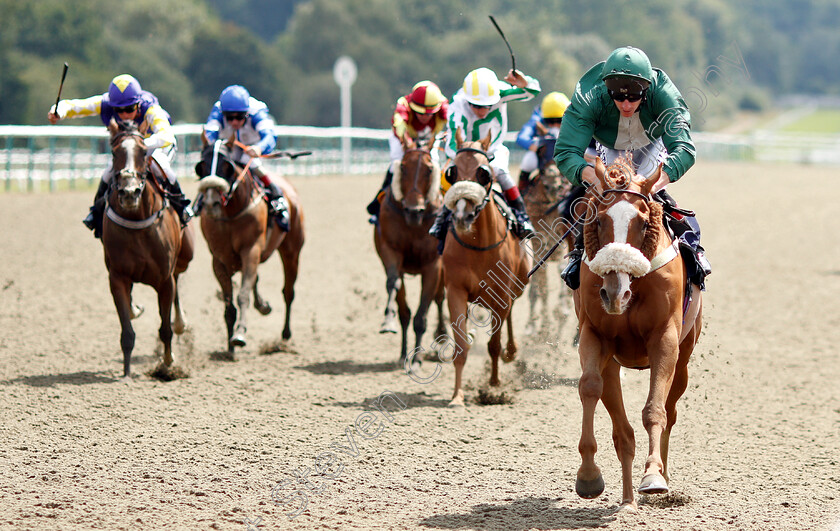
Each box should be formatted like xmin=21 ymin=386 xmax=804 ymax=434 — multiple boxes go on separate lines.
xmin=541 ymin=91 xmax=571 ymax=119
xmin=462 ymin=68 xmax=500 ymax=106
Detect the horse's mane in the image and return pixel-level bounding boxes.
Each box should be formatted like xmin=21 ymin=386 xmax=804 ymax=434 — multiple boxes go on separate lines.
xmin=584 ymin=197 xmax=665 ymax=262
xmin=110 ymin=119 xmax=143 ymax=147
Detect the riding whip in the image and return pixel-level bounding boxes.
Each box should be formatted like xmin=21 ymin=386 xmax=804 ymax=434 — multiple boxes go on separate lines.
xmin=263 ymin=150 xmax=313 ymax=160
xmin=489 ymin=15 xmax=516 ymax=72
xmin=232 ymin=139 xmax=312 ymax=160
xmin=53 ymin=62 xmax=69 ymax=116
xmin=527 ymin=219 xmax=580 ymax=278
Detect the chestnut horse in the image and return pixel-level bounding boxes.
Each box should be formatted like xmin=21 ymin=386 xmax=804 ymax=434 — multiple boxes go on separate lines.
xmin=573 ymin=157 xmax=702 ymax=508
xmin=521 ymin=134 xmax=574 ymax=337
xmin=101 ymin=120 xmax=194 ymax=378
xmin=441 ymin=129 xmax=532 ymax=407
xmin=374 ymin=136 xmax=446 ymax=369
xmin=195 ymin=139 xmax=304 ymax=356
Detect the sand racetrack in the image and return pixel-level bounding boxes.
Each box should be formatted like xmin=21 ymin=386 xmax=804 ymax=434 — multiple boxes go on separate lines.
xmin=0 ymin=161 xmax=839 ymax=531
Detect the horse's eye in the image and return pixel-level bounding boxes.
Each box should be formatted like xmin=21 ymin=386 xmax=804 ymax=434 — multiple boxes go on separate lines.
xmin=444 ymin=166 xmax=457 ymax=184
xmin=476 ymin=165 xmax=492 ymax=186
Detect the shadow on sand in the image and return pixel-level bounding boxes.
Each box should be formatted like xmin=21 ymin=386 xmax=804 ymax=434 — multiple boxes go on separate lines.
xmin=1 ymin=371 xmax=120 ymax=387
xmin=420 ymin=496 xmax=616 ymax=530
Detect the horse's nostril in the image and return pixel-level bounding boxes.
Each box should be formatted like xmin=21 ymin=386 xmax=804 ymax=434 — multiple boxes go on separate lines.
xmin=600 ymin=288 xmax=610 ymax=305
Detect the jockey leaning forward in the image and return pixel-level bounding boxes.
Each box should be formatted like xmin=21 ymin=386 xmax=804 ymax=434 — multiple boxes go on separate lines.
xmin=366 ymin=80 xmax=448 ymax=225
xmin=515 ymin=91 xmax=571 ymax=190
xmin=201 ymin=85 xmax=290 ymax=231
xmin=429 ymin=67 xmax=541 ymax=247
xmin=48 ymin=74 xmax=192 ymax=238
xmin=553 ymin=46 xmax=712 ymax=290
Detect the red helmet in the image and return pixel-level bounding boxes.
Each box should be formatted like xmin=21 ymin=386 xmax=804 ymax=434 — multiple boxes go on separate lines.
xmin=407 ymin=81 xmax=446 ymax=114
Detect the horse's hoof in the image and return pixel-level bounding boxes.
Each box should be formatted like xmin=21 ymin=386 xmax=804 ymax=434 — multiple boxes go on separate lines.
xmin=638 ymin=473 xmax=669 ymax=494
xmin=576 ymin=474 xmax=605 ymax=499
xmin=466 ymin=329 xmax=476 ymax=344
xmin=130 ymin=303 xmax=144 ymax=320
xmin=231 ymin=335 xmax=246 ymax=348
xmin=501 ymin=348 xmax=517 ymax=363
xmin=447 ymin=390 xmax=466 ymax=408
xmin=379 ymin=323 xmax=399 ymax=334
xmin=255 ymin=302 xmax=272 ymax=316
xmin=617 ymin=501 xmax=638 ymax=513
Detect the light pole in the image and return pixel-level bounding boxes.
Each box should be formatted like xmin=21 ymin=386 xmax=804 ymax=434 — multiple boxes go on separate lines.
xmin=333 ymin=56 xmax=357 ymax=175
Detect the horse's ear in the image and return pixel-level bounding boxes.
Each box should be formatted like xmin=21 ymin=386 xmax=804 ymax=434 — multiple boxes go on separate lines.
xmin=590 ymin=156 xmax=608 ymax=193
xmin=195 ymin=161 xmax=205 ymax=178
xmin=593 ymin=156 xmax=605 ymax=181
xmin=480 ymin=129 xmax=492 ymax=151
xmin=640 ymin=164 xmax=662 ymax=197
xmin=455 ymin=127 xmax=464 ymax=148
xmin=225 ymin=136 xmax=235 ymax=149
xmin=201 ymin=129 xmax=209 ymax=147
xmin=107 ymin=118 xmax=120 ymax=138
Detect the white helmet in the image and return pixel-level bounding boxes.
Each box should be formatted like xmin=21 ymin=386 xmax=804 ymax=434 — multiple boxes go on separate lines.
xmin=462 ymin=68 xmax=500 ymax=106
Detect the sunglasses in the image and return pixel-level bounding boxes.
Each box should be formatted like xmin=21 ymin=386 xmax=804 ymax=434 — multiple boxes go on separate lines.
xmin=544 ymin=118 xmax=563 ymax=125
xmin=114 ymin=104 xmax=137 ymax=114
xmin=469 ymin=103 xmax=492 ymax=110
xmin=609 ymin=90 xmax=644 ymax=103
xmin=224 ymin=112 xmax=247 ymax=121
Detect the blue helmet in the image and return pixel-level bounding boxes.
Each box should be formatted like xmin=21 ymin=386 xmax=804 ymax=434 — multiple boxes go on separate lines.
xmin=108 ymin=74 xmax=143 ymax=107
xmin=219 ymin=85 xmax=251 ymax=112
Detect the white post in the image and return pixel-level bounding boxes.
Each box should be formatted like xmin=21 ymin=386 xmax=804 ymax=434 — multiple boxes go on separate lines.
xmin=333 ymin=56 xmax=357 ymax=175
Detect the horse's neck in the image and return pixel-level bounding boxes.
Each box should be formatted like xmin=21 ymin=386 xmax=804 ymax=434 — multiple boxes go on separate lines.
xmin=224 ymin=177 xmax=261 ymax=217
xmin=473 ymin=197 xmax=505 ymax=241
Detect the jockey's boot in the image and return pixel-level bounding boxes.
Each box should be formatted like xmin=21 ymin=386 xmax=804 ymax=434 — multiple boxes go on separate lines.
xmin=560 ymin=232 xmax=584 ymax=290
xmin=656 ymin=191 xmax=711 ymax=290
xmin=518 ymin=170 xmax=531 ymax=191
xmin=428 ymin=206 xmax=452 ymax=254
xmin=264 ymin=181 xmax=290 ymax=232
xmin=83 ymin=179 xmax=109 ymax=238
xmin=165 ymin=180 xmax=194 ymax=227
xmin=508 ymin=196 xmax=535 ymax=239
xmin=366 ymin=168 xmax=394 ymax=225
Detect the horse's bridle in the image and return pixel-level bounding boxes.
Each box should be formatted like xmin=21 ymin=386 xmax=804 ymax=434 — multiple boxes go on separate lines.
xmin=390 ymin=147 xmax=434 ymax=203
xmin=205 ymin=141 xmax=257 ymax=207
xmin=106 ymin=131 xmax=170 ymax=229
xmin=109 ymin=131 xmax=153 ymax=195
xmin=447 ymin=145 xmax=509 ymax=251
xmin=455 ymin=146 xmax=495 ymax=162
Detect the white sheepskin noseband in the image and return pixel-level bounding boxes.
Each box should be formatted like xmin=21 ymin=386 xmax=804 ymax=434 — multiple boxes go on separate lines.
xmin=444 ymin=181 xmax=486 ymax=210
xmin=588 ymin=242 xmax=651 ymax=278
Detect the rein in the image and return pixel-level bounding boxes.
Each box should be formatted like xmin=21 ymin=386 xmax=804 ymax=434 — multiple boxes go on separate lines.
xmin=107 ymin=131 xmax=169 ymax=230
xmin=388 ymin=147 xmax=439 ymax=215
xmin=447 ymin=143 xmax=508 ymax=251
xmin=207 ymin=140 xmax=259 ymax=208
xmin=449 ymin=192 xmax=508 ymax=251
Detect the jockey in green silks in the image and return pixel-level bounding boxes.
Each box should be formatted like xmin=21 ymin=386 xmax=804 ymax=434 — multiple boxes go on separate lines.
xmin=553 ymin=46 xmax=711 ymax=290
